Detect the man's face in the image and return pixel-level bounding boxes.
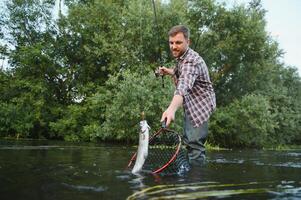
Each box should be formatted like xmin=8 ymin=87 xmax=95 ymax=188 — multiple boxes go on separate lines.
xmin=169 ymin=32 xmax=189 ymax=58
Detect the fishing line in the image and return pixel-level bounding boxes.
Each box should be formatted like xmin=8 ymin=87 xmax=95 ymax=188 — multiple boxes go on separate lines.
xmin=151 ymin=0 xmax=162 ymax=64
xmin=139 ymin=0 xmax=143 ymax=73
xmin=151 ymin=0 xmax=164 ymax=88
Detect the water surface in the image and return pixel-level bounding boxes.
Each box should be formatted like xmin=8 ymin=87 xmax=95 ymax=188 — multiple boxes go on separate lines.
xmin=0 ymin=139 xmax=300 ymax=199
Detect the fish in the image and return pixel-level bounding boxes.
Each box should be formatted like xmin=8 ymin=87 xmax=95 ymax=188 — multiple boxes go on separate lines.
xmin=131 ymin=120 xmax=150 ymax=174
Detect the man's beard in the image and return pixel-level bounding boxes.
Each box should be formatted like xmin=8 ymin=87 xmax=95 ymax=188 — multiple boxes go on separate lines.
xmin=172 ymin=50 xmax=182 ymax=58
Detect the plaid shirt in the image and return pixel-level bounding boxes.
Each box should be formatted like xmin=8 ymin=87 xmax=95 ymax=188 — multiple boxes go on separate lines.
xmin=174 ymin=48 xmax=216 ymax=127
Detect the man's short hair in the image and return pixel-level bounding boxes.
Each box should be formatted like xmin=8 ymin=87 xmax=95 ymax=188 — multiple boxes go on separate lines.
xmin=168 ymin=25 xmax=190 ymax=39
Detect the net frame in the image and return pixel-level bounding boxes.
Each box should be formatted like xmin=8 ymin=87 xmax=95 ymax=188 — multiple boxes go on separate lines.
xmin=128 ymin=127 xmax=188 ymax=174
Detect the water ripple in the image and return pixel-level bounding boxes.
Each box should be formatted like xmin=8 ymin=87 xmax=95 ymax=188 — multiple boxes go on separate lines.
xmin=211 ymin=158 xmax=245 ymax=164
xmin=287 ymin=152 xmax=301 ymax=157
xmin=253 ymin=161 xmax=301 ymax=169
xmin=61 ymin=183 xmax=107 ymax=192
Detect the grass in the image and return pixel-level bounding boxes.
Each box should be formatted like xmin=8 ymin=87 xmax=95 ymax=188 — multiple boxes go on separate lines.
xmin=264 ymin=144 xmax=301 ymax=151
xmin=205 ymin=142 xmax=229 ymax=151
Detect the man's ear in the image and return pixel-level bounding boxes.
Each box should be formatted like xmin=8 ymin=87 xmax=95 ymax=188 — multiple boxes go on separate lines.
xmin=188 ymin=39 xmax=191 ymax=46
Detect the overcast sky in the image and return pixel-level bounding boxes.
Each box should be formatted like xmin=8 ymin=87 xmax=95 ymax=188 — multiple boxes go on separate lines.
xmin=222 ymin=0 xmax=301 ymax=75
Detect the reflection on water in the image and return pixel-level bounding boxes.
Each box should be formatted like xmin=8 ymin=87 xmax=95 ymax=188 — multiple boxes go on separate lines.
xmin=61 ymin=182 xmax=107 ymax=192
xmin=126 ymin=180 xmax=301 ymax=199
xmin=0 ymin=139 xmax=301 ymax=200
xmin=126 ymin=181 xmax=271 ymax=199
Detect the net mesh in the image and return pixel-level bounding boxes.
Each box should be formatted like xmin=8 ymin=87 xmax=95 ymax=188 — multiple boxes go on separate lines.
xmin=137 ymin=129 xmax=190 ymax=175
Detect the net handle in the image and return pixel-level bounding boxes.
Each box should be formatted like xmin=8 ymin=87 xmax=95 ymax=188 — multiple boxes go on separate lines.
xmin=127 ymin=152 xmax=137 ymax=168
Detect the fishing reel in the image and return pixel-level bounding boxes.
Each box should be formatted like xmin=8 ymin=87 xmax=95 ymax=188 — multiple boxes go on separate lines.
xmin=154 ymin=67 xmax=165 ymax=88
xmin=154 ymin=67 xmax=163 ymax=78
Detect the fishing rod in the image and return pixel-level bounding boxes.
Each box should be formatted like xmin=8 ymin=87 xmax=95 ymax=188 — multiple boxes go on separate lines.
xmin=151 ymin=0 xmax=164 ymax=88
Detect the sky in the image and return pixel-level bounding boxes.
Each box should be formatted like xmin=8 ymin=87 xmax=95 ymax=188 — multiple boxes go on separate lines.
xmin=222 ymin=0 xmax=301 ymax=75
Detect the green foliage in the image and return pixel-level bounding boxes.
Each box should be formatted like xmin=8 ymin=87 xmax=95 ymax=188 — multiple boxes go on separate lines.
xmin=49 ymin=104 xmax=89 ymax=141
xmin=0 ymin=76 xmax=49 ymax=138
xmin=209 ymin=94 xmax=277 ymax=148
xmin=87 ymin=69 xmax=179 ymax=142
xmin=0 ymin=0 xmax=300 ymax=148
xmin=188 ymin=0 xmax=281 ymax=105
xmin=49 ymin=69 xmax=182 ymax=142
xmin=263 ymin=66 xmax=301 ymax=145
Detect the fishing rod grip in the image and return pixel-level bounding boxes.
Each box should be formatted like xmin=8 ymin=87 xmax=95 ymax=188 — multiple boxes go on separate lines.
xmin=161 ymin=118 xmax=167 ymax=128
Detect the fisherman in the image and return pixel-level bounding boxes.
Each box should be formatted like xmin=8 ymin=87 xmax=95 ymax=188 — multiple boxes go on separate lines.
xmin=158 ymin=25 xmax=216 ymax=163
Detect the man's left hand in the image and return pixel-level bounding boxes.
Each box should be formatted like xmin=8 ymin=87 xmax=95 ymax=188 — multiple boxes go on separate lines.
xmin=161 ymin=108 xmax=175 ymax=127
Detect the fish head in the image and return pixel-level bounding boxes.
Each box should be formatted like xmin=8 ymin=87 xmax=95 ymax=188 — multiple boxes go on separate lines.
xmin=139 ymin=120 xmax=150 ymax=133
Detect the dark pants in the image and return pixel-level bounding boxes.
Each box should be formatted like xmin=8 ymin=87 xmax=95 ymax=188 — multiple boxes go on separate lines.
xmin=183 ymin=115 xmax=208 ymax=162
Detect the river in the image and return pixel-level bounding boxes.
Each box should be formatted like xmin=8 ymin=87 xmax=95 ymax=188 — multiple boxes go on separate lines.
xmin=0 ymin=139 xmax=300 ymax=199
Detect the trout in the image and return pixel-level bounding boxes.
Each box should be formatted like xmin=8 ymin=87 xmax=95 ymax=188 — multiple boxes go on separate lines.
xmin=132 ymin=120 xmax=150 ymax=174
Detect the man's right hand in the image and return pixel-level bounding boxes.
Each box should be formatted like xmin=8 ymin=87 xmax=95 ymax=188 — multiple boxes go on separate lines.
xmin=157 ymin=66 xmax=174 ymax=76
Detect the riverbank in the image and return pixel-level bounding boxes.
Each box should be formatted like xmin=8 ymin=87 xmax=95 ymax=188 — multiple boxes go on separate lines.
xmin=2 ymin=137 xmax=300 ymax=151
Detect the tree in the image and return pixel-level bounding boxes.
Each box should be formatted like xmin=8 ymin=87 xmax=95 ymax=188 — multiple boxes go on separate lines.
xmin=0 ymin=0 xmax=300 ymax=147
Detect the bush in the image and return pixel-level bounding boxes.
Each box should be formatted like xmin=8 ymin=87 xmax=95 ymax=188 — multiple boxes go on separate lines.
xmin=49 ymin=68 xmax=183 ymax=142
xmin=209 ymin=94 xmax=277 ymax=148
xmin=87 ymin=69 xmax=182 ymax=142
